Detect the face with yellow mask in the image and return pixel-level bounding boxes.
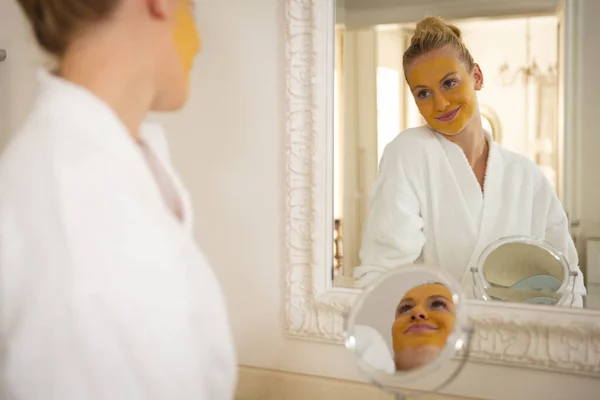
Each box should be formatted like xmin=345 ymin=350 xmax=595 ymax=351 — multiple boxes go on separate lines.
xmin=153 ymin=0 xmax=201 ymax=111
xmin=406 ymin=46 xmax=483 ymax=135
xmin=391 ymin=283 xmax=456 ymax=371
xmin=172 ymin=0 xmax=201 ymax=84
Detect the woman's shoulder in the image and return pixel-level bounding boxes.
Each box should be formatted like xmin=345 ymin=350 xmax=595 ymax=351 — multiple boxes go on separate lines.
xmin=494 ymin=144 xmax=555 ymax=196
xmin=494 ymin=144 xmax=546 ymax=177
xmin=383 ymin=125 xmax=438 ymax=158
xmin=0 ymin=120 xmax=60 ymax=187
xmin=389 ymin=125 xmax=436 ymax=145
xmin=0 ymin=118 xmax=131 ymax=211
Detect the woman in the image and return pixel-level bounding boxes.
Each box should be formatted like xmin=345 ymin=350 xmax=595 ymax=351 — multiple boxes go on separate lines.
xmin=392 ymin=283 xmax=455 ymax=371
xmin=354 ymin=16 xmax=586 ymax=306
xmin=0 ymin=1 xmax=236 ymax=399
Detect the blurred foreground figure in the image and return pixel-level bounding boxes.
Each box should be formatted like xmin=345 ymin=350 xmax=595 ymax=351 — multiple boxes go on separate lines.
xmin=0 ymin=1 xmax=236 ymax=399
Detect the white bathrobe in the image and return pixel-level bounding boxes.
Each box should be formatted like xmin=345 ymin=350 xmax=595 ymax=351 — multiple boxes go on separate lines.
xmin=354 ymin=126 xmax=586 ymax=306
xmin=0 ymin=70 xmax=236 ymax=399
xmin=352 ymin=325 xmax=396 ymax=375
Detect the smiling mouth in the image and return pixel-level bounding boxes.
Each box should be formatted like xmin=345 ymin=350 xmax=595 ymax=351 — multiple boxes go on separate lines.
xmin=435 ymin=106 xmax=461 ymax=122
xmin=404 ymin=323 xmax=439 ymax=334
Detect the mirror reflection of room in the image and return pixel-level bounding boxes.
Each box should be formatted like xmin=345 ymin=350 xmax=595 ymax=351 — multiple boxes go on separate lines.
xmin=332 ymin=8 xmax=592 ymax=308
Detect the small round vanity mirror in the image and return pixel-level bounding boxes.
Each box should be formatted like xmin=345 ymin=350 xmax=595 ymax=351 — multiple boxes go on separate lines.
xmin=344 ymin=266 xmax=472 ymax=399
xmin=472 ymin=236 xmax=577 ymax=306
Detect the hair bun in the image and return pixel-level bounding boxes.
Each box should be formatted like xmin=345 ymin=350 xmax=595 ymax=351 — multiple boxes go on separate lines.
xmin=403 ymin=16 xmax=474 ymax=72
xmin=414 ymin=16 xmax=462 ymax=41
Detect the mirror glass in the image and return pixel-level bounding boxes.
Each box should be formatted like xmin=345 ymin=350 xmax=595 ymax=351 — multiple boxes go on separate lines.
xmin=331 ymin=0 xmax=598 ymax=310
xmin=472 ymin=236 xmax=580 ymax=306
xmin=345 ymin=266 xmax=471 ymax=396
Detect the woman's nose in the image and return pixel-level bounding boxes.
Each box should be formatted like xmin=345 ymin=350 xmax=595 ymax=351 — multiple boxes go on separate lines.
xmin=433 ymin=93 xmax=450 ymax=111
xmin=410 ymin=307 xmax=427 ymax=320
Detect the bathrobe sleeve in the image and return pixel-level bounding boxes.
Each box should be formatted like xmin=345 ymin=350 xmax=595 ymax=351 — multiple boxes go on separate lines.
xmin=352 ymin=325 xmax=396 ymax=374
xmin=543 ymin=187 xmax=586 ymax=308
xmin=354 ymin=146 xmax=426 ymax=288
xmin=0 ymin=165 xmax=209 ymax=399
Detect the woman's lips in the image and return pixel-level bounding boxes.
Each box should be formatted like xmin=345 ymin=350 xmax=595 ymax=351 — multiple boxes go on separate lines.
xmin=404 ymin=323 xmax=439 ymax=334
xmin=435 ymin=106 xmax=461 ymax=122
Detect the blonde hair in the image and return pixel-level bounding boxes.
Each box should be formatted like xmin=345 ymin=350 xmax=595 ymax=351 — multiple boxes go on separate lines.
xmin=403 ymin=16 xmax=475 ymax=74
xmin=15 ymin=0 xmax=120 ymax=58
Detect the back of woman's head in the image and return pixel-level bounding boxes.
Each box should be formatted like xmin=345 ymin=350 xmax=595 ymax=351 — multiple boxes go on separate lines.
xmin=15 ymin=0 xmax=120 ymax=58
xmin=403 ymin=16 xmax=474 ymax=74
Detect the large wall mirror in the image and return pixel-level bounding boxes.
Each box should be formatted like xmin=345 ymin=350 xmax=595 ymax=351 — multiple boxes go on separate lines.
xmin=330 ymin=0 xmax=598 ymax=311
xmin=284 ymin=0 xmax=600 ymax=396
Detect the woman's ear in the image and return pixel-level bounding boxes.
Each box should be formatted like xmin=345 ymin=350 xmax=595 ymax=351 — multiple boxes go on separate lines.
xmin=473 ymin=63 xmax=484 ymax=90
xmin=147 ymin=0 xmax=170 ymax=18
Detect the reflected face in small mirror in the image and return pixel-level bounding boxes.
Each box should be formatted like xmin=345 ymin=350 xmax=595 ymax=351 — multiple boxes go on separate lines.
xmin=391 ymin=283 xmax=456 ymax=371
xmin=346 ymin=267 xmax=468 ymax=386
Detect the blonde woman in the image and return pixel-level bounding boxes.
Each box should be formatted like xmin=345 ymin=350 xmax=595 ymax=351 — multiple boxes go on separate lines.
xmin=0 ymin=0 xmax=236 ymax=398
xmin=354 ymin=17 xmax=585 ymax=306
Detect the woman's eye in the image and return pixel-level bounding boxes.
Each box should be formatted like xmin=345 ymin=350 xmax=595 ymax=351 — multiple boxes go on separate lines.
xmin=430 ymin=300 xmax=448 ymax=310
xmin=443 ymin=79 xmax=458 ymax=89
xmin=398 ymin=304 xmax=413 ymax=314
xmin=416 ymin=90 xmax=430 ymax=99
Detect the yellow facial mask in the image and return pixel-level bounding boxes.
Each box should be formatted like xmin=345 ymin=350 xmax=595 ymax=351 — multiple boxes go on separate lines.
xmin=391 ymin=283 xmax=456 ymax=353
xmin=172 ymin=0 xmax=201 ymax=83
xmin=407 ymin=57 xmax=476 ymax=135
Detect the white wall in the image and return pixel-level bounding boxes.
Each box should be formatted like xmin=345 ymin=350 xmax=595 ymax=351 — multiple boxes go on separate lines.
xmin=458 ymin=17 xmax=557 ymax=158
xmin=577 ymin=0 xmax=600 ymax=238
xmin=344 ymin=0 xmax=560 ymax=28
xmin=0 ymin=1 xmax=44 ymax=149
xmin=1 ymin=0 xmax=600 ymax=399
xmin=376 ymin=28 xmax=406 ymax=160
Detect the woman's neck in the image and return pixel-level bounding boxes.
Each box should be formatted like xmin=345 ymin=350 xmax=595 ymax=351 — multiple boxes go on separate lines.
xmin=58 ymin=33 xmax=155 ymax=139
xmin=442 ymin=121 xmax=488 ymax=167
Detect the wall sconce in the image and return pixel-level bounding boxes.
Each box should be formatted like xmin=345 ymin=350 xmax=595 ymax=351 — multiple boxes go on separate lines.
xmin=499 ymin=61 xmax=557 ymax=86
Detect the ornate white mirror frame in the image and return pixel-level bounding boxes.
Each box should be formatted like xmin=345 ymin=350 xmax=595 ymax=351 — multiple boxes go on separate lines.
xmin=284 ymin=0 xmax=600 ymax=379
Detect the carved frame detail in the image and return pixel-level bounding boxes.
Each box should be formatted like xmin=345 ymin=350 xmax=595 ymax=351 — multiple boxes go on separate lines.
xmin=283 ymin=0 xmax=600 ymax=378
